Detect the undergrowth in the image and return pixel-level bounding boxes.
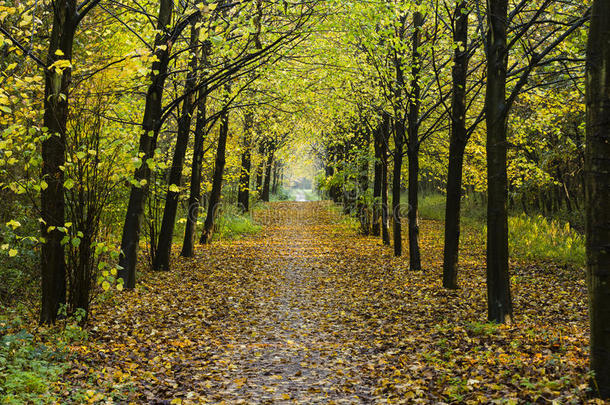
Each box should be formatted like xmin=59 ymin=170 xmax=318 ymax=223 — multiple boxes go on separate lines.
xmin=414 ymin=192 xmax=585 ymax=267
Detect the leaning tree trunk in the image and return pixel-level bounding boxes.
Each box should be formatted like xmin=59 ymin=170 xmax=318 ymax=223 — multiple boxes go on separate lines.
xmin=406 ymin=8 xmax=423 ymax=271
xmin=261 ymin=148 xmax=274 ymax=202
xmin=485 ymin=0 xmax=513 ymax=323
xmin=200 ymin=106 xmax=230 ymax=244
xmin=585 ymin=0 xmax=610 ymax=398
xmin=237 ymin=112 xmax=254 ymax=212
xmin=181 ymin=84 xmax=208 ymax=257
xmin=443 ymin=0 xmax=469 ymax=290
xmin=118 ymin=0 xmax=173 ymax=288
xmin=40 ymin=0 xmax=77 ymax=324
xmin=153 ymin=22 xmax=200 ymax=271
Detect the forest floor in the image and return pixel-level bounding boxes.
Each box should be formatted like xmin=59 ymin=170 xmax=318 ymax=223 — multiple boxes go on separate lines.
xmin=61 ymin=201 xmax=597 ymax=404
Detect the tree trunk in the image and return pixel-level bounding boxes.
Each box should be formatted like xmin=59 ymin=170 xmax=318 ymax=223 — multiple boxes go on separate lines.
xmin=443 ymin=0 xmax=469 ymax=290
xmin=181 ymin=84 xmax=208 ymax=257
xmin=200 ymin=106 xmax=230 ymax=244
xmin=262 ymin=148 xmax=274 ymax=202
xmin=485 ymin=0 xmax=513 ymax=323
xmin=237 ymin=112 xmax=253 ymax=212
xmin=392 ymin=120 xmax=405 ymax=257
xmin=40 ymin=0 xmax=77 ymax=324
xmin=585 ymin=0 xmax=610 ymax=398
xmin=118 ymin=0 xmax=173 ymax=289
xmin=357 ymin=128 xmax=371 ymax=235
xmin=154 ymin=23 xmax=200 ymax=271
xmin=406 ymin=8 xmax=423 ymax=271
xmin=381 ymin=113 xmax=391 ymax=246
xmin=372 ymin=124 xmax=383 ymax=237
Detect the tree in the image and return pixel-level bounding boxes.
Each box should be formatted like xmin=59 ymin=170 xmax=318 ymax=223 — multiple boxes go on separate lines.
xmin=442 ymin=0 xmax=469 ymax=290
xmin=200 ymin=101 xmax=230 ymax=244
xmin=40 ymin=0 xmax=100 ymax=324
xmin=485 ymin=0 xmax=513 ymax=324
xmin=585 ymin=0 xmax=610 ymax=397
xmin=154 ymin=22 xmax=201 ymax=271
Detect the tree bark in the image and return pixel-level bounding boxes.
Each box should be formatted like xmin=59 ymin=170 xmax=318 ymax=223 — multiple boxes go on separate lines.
xmin=237 ymin=112 xmax=254 ymax=212
xmin=380 ymin=113 xmax=391 ymax=246
xmin=406 ymin=8 xmax=423 ymax=271
xmin=181 ymin=84 xmax=208 ymax=257
xmin=485 ymin=0 xmax=513 ymax=323
xmin=40 ymin=0 xmax=77 ymax=324
xmin=392 ymin=120 xmax=405 ymax=257
xmin=200 ymin=105 xmax=230 ymax=244
xmin=154 ymin=23 xmax=200 ymax=271
xmin=118 ymin=0 xmax=173 ymax=289
xmin=585 ymin=0 xmax=610 ymax=398
xmin=372 ymin=124 xmax=383 ymax=236
xmin=443 ymin=0 xmax=469 ymax=290
xmin=261 ymin=147 xmax=274 ymax=202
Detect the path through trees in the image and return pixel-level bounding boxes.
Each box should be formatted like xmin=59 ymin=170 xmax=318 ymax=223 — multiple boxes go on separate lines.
xmin=64 ymin=202 xmax=591 ymax=403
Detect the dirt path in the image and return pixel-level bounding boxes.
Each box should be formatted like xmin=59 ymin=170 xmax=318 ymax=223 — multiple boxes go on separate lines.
xmin=67 ymin=202 xmax=591 ymax=404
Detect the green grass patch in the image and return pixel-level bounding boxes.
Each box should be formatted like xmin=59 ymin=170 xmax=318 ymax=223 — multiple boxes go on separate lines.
xmin=213 ymin=213 xmax=261 ymax=241
xmin=416 ymin=192 xmax=584 ymax=267
xmin=506 ymin=214 xmax=585 ymax=266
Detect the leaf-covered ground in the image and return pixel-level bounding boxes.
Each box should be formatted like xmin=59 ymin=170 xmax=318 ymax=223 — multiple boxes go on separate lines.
xmin=61 ymin=202 xmax=598 ymax=404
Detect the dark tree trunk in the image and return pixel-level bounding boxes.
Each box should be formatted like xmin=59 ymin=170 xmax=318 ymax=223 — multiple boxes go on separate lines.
xmin=485 ymin=0 xmax=513 ymax=323
xmin=380 ymin=113 xmax=391 ymax=246
xmin=200 ymin=106 xmax=230 ymax=244
xmin=181 ymin=84 xmax=208 ymax=257
xmin=40 ymin=0 xmax=77 ymax=324
xmin=118 ymin=0 xmax=173 ymax=289
xmin=443 ymin=0 xmax=469 ymax=290
xmin=372 ymin=124 xmax=383 ymax=236
xmin=357 ymin=127 xmax=371 ymax=235
xmin=585 ymin=0 xmax=610 ymax=398
xmin=392 ymin=120 xmax=405 ymax=257
xmin=154 ymin=23 xmax=200 ymax=271
xmin=406 ymin=8 xmax=423 ymax=271
xmin=237 ymin=112 xmax=253 ymax=212
xmin=261 ymin=148 xmax=274 ymax=202
xmin=272 ymin=163 xmax=280 ymax=195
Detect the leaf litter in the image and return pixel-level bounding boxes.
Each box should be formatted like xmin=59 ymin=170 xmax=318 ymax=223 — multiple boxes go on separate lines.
xmin=60 ymin=202 xmax=600 ymax=404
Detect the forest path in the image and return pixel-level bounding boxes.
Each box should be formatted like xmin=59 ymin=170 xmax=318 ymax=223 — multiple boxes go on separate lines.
xmin=67 ymin=201 xmax=590 ymax=404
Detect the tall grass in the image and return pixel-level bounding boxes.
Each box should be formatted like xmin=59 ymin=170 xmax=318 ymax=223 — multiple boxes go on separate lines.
xmin=416 ymin=192 xmax=585 ymax=267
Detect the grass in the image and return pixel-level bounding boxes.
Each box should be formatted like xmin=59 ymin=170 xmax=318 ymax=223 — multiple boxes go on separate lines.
xmin=213 ymin=212 xmax=261 ymax=241
xmin=415 ymin=192 xmax=585 ymax=267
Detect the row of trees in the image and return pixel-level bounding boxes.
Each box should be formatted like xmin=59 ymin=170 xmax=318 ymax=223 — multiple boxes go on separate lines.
xmin=0 ymin=0 xmax=608 ymax=398
xmin=1 ymin=0 xmax=310 ymax=323
xmin=308 ymin=0 xmax=608 ymax=397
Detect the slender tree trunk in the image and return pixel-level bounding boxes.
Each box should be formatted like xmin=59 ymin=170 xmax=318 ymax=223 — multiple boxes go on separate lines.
xmin=118 ymin=0 xmax=173 ymax=289
xmin=485 ymin=0 xmax=513 ymax=323
xmin=40 ymin=0 xmax=77 ymax=324
xmin=181 ymin=84 xmax=208 ymax=257
xmin=153 ymin=23 xmax=200 ymax=271
xmin=381 ymin=114 xmax=391 ymax=245
xmin=237 ymin=112 xmax=253 ymax=212
xmin=262 ymin=148 xmax=274 ymax=202
xmin=443 ymin=0 xmax=469 ymax=289
xmin=406 ymin=8 xmax=423 ymax=271
xmin=586 ymin=0 xmax=610 ymax=398
xmin=200 ymin=106 xmax=230 ymax=244
xmin=357 ymin=127 xmax=371 ymax=235
xmin=272 ymin=163 xmax=280 ymax=195
xmin=392 ymin=121 xmax=405 ymax=257
xmin=372 ymin=124 xmax=383 ymax=236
